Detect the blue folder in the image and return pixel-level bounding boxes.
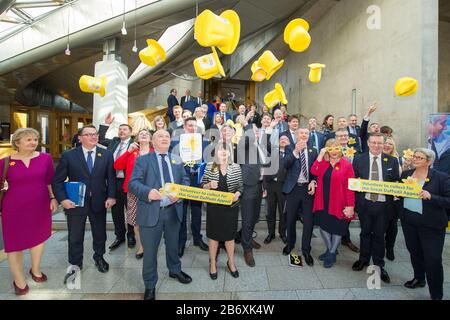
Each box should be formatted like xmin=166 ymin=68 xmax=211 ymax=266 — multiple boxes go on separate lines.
xmin=64 ymin=182 xmax=86 ymax=207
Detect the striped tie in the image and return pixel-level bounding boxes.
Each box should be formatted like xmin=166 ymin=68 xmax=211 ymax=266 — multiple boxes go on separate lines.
xmin=300 ymin=150 xmax=308 ymax=181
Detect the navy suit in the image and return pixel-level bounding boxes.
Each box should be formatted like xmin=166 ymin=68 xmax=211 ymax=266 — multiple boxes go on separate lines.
xmin=307 ymin=130 xmax=325 ymax=152
xmin=280 ymin=130 xmax=297 ymax=146
xmin=400 ymin=169 xmax=450 ymax=300
xmin=214 ymin=111 xmax=232 ymax=123
xmin=352 ymin=152 xmax=400 ymax=267
xmin=128 ymin=152 xmax=190 ymax=289
xmin=282 ymin=145 xmax=318 ymax=255
xmin=326 ymin=131 xmax=362 ymax=153
xmin=52 ymin=146 xmax=116 ymax=267
xmin=167 ymin=95 xmax=179 ymax=122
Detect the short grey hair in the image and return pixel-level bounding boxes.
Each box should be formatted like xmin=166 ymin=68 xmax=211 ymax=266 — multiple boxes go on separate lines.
xmin=414 ymin=148 xmax=435 ymax=164
xmin=11 ymin=127 xmax=40 ymax=151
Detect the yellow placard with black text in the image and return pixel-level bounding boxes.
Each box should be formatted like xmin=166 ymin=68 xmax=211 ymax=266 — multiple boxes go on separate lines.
xmin=348 ymin=178 xmax=422 ymax=199
xmin=159 ymin=183 xmax=234 ymax=205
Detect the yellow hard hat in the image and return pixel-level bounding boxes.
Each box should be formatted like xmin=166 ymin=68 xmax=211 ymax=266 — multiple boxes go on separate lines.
xmin=194 ymin=9 xmax=241 ymax=55
xmin=79 ymin=75 xmax=107 ymax=97
xmin=264 ymin=83 xmax=288 ymax=109
xmin=251 ymin=51 xmax=284 ymax=81
xmin=284 ymin=18 xmax=311 ymax=53
xmin=308 ymin=63 xmax=326 ymax=83
xmin=138 ymin=39 xmax=166 ymax=67
xmin=394 ymin=77 xmax=418 ymax=97
xmin=193 ymin=47 xmax=226 ymax=80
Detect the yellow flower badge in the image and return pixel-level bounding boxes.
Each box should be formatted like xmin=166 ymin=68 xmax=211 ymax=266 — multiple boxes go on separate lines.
xmin=348 ymin=137 xmax=356 ymax=145
xmin=335 ymin=166 xmax=340 ymax=171
xmin=403 ymin=149 xmax=414 ymax=160
xmin=97 ymin=153 xmax=102 ymax=157
xmin=383 ymin=158 xmax=388 ymax=162
xmin=343 ymin=147 xmax=356 ymax=158
xmin=172 ymin=159 xmax=177 ymax=164
xmin=9 ymin=161 xmax=15 ymax=166
xmin=425 ymin=178 xmax=430 ymax=182
xmin=184 ymin=160 xmax=195 ymax=168
xmin=402 ymin=176 xmax=418 ymax=185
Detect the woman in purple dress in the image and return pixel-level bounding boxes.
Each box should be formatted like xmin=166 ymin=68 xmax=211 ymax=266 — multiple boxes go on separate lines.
xmin=1 ymin=128 xmax=58 ymax=295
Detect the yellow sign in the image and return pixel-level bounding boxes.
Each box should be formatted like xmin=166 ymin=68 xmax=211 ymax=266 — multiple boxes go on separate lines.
xmin=160 ymin=183 xmax=234 ymax=205
xmin=348 ymin=178 xmax=422 ymax=199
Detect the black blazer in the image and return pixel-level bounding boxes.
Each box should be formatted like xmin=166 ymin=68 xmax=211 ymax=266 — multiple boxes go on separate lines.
xmin=307 ymin=131 xmax=325 ymax=151
xmin=280 ymin=130 xmax=297 ymax=146
xmin=263 ymin=148 xmax=288 ymax=188
xmin=180 ymin=95 xmax=193 ymax=107
xmin=400 ymin=169 xmax=450 ymax=229
xmin=433 ymin=148 xmax=450 ymax=175
xmin=98 ymin=124 xmax=133 ymax=153
xmin=282 ymin=145 xmax=318 ymax=194
xmin=52 ymin=146 xmax=116 ymax=214
xmin=352 ymin=152 xmax=400 ymax=213
xmin=167 ymin=95 xmax=179 ymax=119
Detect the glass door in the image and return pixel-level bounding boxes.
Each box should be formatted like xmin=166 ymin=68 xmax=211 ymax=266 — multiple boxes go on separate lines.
xmin=37 ymin=112 xmax=51 ymax=153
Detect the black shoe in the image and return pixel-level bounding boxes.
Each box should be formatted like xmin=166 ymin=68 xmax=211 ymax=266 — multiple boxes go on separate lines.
xmin=193 ymin=240 xmax=209 ymax=251
xmin=226 ymin=261 xmax=239 ymax=278
xmin=282 ymin=245 xmax=292 ymax=256
xmin=280 ymin=235 xmax=287 ymax=244
xmin=127 ymin=235 xmax=136 ymax=249
xmin=264 ymin=234 xmax=275 ymax=244
xmin=169 ymin=271 xmax=192 ymax=284
xmin=209 ymin=262 xmax=217 ymax=280
xmin=380 ymin=267 xmax=390 ymax=283
xmin=404 ymin=278 xmax=426 ymax=289
xmin=143 ymin=288 xmax=155 ymax=300
xmin=235 ymin=230 xmax=242 ymax=244
xmin=109 ymin=238 xmax=125 ymax=250
xmin=135 ymin=252 xmax=144 ymax=260
xmin=178 ymin=246 xmax=185 ymax=258
xmin=352 ymin=260 xmax=369 ymax=271
xmin=342 ymin=241 xmax=360 ymax=253
xmin=94 ymin=257 xmax=109 ymax=273
xmin=386 ymin=249 xmax=395 ymax=261
xmin=303 ymin=253 xmax=314 ymax=266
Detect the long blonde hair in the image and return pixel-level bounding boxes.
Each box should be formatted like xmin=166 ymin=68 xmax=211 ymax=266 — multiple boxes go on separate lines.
xmin=384 ymin=137 xmax=399 ymax=158
xmin=150 ymin=115 xmax=167 ymax=131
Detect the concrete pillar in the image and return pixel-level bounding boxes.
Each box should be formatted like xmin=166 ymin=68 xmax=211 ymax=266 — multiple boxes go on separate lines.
xmin=92 ymin=38 xmax=128 ymax=139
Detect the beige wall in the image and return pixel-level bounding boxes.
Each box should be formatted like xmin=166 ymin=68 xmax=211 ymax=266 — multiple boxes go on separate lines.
xmin=256 ymin=0 xmax=438 ymax=152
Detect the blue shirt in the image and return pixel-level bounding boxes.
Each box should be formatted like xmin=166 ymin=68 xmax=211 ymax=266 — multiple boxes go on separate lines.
xmin=155 ymin=150 xmax=175 ymax=207
xmin=404 ymin=181 xmax=425 ymax=214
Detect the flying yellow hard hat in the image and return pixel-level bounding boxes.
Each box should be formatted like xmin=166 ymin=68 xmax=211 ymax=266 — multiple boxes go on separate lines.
xmin=284 ymin=18 xmax=311 ymax=53
xmin=394 ymin=77 xmax=418 ymax=97
xmin=251 ymin=51 xmax=284 ymax=82
xmin=194 ymin=9 xmax=241 ymax=55
xmin=138 ymin=39 xmax=166 ymax=67
xmin=79 ymin=75 xmax=107 ymax=97
xmin=264 ymin=83 xmax=288 ymax=109
xmin=193 ymin=47 xmax=226 ymax=80
xmin=308 ymin=63 xmax=326 ymax=83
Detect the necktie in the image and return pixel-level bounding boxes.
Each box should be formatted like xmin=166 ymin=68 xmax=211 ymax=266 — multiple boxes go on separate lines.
xmin=115 ymin=142 xmax=125 ymax=161
xmin=370 ymin=156 xmax=379 ymax=201
xmin=300 ymin=150 xmax=308 ymax=181
xmin=429 ymin=138 xmax=439 ymax=159
xmin=292 ymin=132 xmax=297 ymax=144
xmin=311 ymin=131 xmax=317 ymax=150
xmin=87 ymin=151 xmax=93 ymax=174
xmin=160 ymin=154 xmax=172 ymax=184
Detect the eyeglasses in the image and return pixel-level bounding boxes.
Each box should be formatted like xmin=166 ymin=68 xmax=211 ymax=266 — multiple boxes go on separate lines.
xmin=412 ymin=155 xmax=427 ymax=161
xmin=80 ymin=133 xmax=99 ymax=137
xmin=368 ymin=141 xmax=384 ymax=145
xmin=326 ymin=146 xmax=342 ymax=152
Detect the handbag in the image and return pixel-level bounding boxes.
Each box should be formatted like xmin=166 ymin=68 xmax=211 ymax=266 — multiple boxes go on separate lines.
xmin=0 ymin=156 xmax=10 ymax=213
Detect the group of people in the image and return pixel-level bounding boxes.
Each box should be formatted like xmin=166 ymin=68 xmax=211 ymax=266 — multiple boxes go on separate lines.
xmin=1 ymin=89 xmax=449 ymax=301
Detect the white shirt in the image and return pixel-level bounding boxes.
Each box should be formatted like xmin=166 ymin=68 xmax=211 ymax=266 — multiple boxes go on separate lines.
xmin=196 ymin=119 xmax=205 ymax=135
xmin=114 ymin=138 xmax=130 ymax=178
xmin=82 ymin=146 xmax=97 ymax=167
xmin=365 ymin=152 xmax=386 ymax=202
xmin=293 ymin=148 xmax=309 ymax=183
xmin=290 ymin=130 xmax=297 ymax=144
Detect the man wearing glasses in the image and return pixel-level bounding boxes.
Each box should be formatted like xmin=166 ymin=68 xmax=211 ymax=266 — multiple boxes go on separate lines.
xmin=53 ymin=125 xmax=116 ymax=281
xmin=351 ymin=133 xmax=399 ymax=283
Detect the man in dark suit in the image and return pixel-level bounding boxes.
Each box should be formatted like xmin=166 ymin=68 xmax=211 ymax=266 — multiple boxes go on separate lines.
xmin=280 ymin=115 xmax=300 ymax=146
xmin=263 ymin=135 xmax=290 ymax=244
xmin=180 ymin=89 xmax=193 ymax=108
xmin=246 ymin=105 xmax=261 ymax=128
xmin=214 ymin=103 xmax=232 ymax=123
xmin=128 ymin=129 xmax=191 ymax=301
xmin=351 ymin=133 xmax=400 ymax=283
xmin=282 ymin=127 xmax=318 ymax=266
xmin=237 ymin=124 xmax=271 ymax=267
xmin=167 ymin=88 xmax=179 ymax=122
xmin=307 ymin=117 xmax=325 ymax=152
xmin=53 ymin=125 xmax=116 ymax=279
xmin=195 ymin=90 xmax=203 ymax=107
xmin=351 ymin=104 xmax=377 ymax=153
xmin=98 ymin=112 xmax=135 ymax=250
xmin=325 ymin=117 xmax=361 ymax=153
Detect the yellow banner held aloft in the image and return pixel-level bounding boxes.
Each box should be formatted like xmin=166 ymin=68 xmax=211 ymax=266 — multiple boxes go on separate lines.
xmin=160 ymin=183 xmax=234 ymax=206
xmin=348 ymin=178 xmax=422 ymax=199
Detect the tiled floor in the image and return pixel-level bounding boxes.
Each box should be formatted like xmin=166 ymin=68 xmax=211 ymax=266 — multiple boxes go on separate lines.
xmin=0 ymin=224 xmax=449 ymax=300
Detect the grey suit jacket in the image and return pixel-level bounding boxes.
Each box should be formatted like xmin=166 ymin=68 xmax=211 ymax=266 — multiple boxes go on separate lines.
xmin=128 ymin=152 xmax=190 ymax=227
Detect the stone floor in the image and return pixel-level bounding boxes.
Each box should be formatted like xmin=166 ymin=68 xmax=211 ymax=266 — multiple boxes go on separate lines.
xmin=0 ymin=225 xmax=450 ymax=300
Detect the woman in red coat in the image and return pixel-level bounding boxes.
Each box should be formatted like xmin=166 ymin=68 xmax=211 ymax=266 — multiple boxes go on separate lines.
xmin=114 ymin=129 xmax=154 ymax=259
xmin=311 ymin=139 xmax=355 ymax=268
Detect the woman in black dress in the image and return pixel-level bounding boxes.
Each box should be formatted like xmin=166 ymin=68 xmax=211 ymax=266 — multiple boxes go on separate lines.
xmin=201 ymin=143 xmax=243 ymax=280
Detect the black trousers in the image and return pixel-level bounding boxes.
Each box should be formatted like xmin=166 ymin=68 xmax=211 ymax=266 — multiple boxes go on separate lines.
xmin=385 ymin=201 xmax=401 ymax=251
xmin=401 ymin=209 xmax=446 ymax=300
xmin=266 ymin=180 xmax=286 ymax=237
xmin=285 ymin=184 xmax=314 ymax=254
xmin=341 ymin=222 xmax=352 ymax=244
xmin=241 ymin=182 xmax=263 ymax=251
xmin=111 ymin=178 xmax=134 ymax=240
xmin=358 ymin=200 xmax=388 ymax=267
xmin=67 ymin=207 xmax=107 ymax=267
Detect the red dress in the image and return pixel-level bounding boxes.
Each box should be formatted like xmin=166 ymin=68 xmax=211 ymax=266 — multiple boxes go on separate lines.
xmin=1 ymin=153 xmax=54 ymax=253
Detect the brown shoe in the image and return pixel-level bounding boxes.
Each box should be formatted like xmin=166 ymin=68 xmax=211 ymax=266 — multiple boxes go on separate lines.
xmin=244 ymin=250 xmax=255 ymax=267
xmin=251 ymin=239 xmax=261 ymax=250
xmin=344 ymin=241 xmax=360 ymax=253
